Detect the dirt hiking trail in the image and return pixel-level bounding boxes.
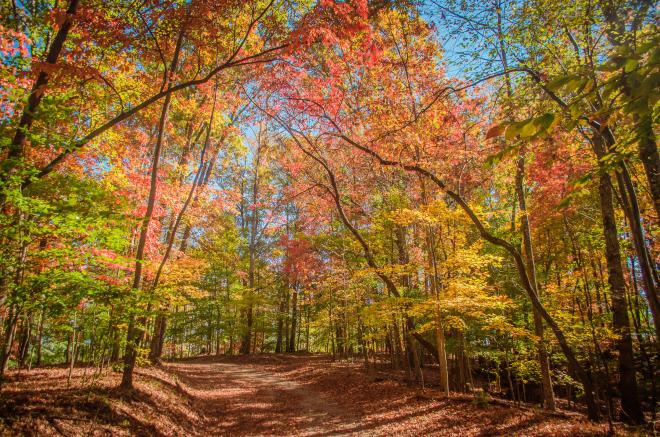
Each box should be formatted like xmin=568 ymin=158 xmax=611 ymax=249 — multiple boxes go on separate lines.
xmin=0 ymin=354 xmax=612 ymax=436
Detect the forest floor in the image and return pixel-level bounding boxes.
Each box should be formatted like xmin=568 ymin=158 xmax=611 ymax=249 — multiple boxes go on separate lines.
xmin=0 ymin=354 xmax=630 ymax=436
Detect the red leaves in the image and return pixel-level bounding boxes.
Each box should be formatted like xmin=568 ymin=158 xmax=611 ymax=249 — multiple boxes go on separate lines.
xmin=288 ymin=0 xmax=371 ymax=51
xmin=280 ymin=236 xmax=324 ymax=284
xmin=49 ymin=8 xmax=71 ymax=27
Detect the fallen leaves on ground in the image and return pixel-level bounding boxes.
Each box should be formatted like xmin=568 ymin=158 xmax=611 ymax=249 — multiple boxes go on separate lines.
xmin=0 ymin=355 xmax=626 ymax=436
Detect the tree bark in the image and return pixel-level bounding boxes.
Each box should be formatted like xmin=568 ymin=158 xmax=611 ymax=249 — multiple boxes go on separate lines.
xmin=634 ymin=112 xmax=660 ymax=222
xmin=0 ymin=305 xmax=19 ymax=377
xmin=592 ymin=137 xmax=645 ymax=424
xmin=276 ymin=286 xmax=286 ymax=353
xmin=35 ymin=308 xmax=45 ymax=367
xmin=614 ymin=167 xmax=660 ymax=346
xmin=435 ymin=318 xmax=449 ymax=396
xmin=287 ymin=287 xmax=298 ymax=353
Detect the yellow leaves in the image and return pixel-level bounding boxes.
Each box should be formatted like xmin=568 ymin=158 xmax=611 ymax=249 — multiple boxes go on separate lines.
xmin=424 ymin=200 xmax=457 ymax=221
xmin=503 ymin=113 xmax=560 ymax=141
xmin=412 ymin=315 xmax=467 ymax=333
xmin=386 ymin=200 xmax=467 ymax=228
xmin=353 ymin=263 xmax=416 ymax=284
xmin=154 ymin=256 xmax=210 ymax=305
xmin=440 ymin=242 xmax=501 ymax=279
xmin=442 ymin=293 xmax=507 ymax=316
xmin=361 ymin=296 xmax=413 ymax=328
xmin=160 ymin=257 xmax=208 ymax=283
xmin=239 ymin=289 xmax=269 ymax=307
xmin=414 ymin=320 xmax=438 ymax=334
xmin=443 ymin=315 xmax=468 ymax=330
xmin=352 ymin=266 xmax=378 ymax=281
xmin=388 ymin=208 xmax=433 ymax=226
xmin=546 ymin=74 xmax=584 ymax=92
xmin=405 ymin=280 xmax=510 ymax=334
xmin=180 ymin=285 xmax=208 ymax=300
xmin=483 ymin=315 xmax=536 ymax=340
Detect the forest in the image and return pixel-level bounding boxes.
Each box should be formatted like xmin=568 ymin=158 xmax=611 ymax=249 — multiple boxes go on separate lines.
xmin=0 ymin=0 xmax=657 ymax=435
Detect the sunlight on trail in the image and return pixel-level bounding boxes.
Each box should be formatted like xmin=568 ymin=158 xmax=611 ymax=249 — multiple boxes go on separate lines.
xmin=0 ymin=355 xmax=616 ymax=436
xmin=165 ymin=358 xmax=357 ymax=436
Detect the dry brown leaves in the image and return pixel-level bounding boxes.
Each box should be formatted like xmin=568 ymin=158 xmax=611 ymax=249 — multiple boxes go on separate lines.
xmin=0 ymin=355 xmax=624 ymax=436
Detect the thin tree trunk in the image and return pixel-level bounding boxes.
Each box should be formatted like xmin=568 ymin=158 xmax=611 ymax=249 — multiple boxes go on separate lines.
xmin=148 ymin=87 xmax=218 ymax=363
xmin=240 ymin=137 xmax=263 ymax=355
xmin=633 ymin=112 xmax=660 ymax=222
xmin=515 ymin=152 xmax=555 ymax=410
xmin=17 ymin=314 xmax=31 ymax=368
xmin=435 ymin=317 xmax=449 ymax=396
xmin=67 ymin=321 xmax=77 ymax=386
xmin=35 ymin=308 xmax=45 ymax=367
xmin=614 ymin=170 xmax=660 ymax=344
xmin=121 ymin=20 xmax=187 ymax=389
xmin=288 ymin=287 xmax=298 ymax=353
xmin=275 ymin=286 xmax=285 ymax=353
xmin=0 ymin=305 xmax=19 ymax=377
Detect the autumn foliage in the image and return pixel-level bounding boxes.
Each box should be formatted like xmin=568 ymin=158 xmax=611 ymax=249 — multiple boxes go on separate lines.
xmin=0 ymin=0 xmax=657 ymax=433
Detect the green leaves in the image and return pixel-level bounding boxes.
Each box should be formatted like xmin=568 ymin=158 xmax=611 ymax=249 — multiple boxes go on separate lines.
xmin=623 ymin=58 xmax=639 ymax=73
xmin=485 ymin=112 xmax=558 ymax=144
xmin=546 ymin=74 xmax=583 ymax=92
xmin=557 ymin=172 xmax=595 ymax=209
xmin=484 ymin=142 xmax=519 ymax=167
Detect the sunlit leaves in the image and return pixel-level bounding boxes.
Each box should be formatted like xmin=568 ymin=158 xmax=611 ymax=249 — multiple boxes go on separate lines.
xmin=487 ymin=112 xmax=558 ymax=143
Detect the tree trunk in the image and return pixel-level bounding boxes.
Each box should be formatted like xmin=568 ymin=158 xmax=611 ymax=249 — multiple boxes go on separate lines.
xmin=149 ymin=313 xmax=167 ymax=362
xmin=288 ymin=287 xmax=298 ymax=353
xmin=0 ymin=305 xmax=19 ymax=377
xmin=17 ymin=314 xmax=31 ymax=368
xmin=634 ymin=112 xmax=660 ymax=222
xmin=147 ymin=89 xmax=217 ymax=364
xmin=614 ymin=170 xmax=660 ymax=345
xmin=121 ymin=20 xmax=186 ymax=389
xmin=240 ymin=138 xmax=262 ymax=355
xmin=593 ymin=137 xmax=645 ymax=424
xmin=435 ymin=318 xmax=449 ymax=396
xmin=36 ymin=309 xmax=45 ymax=367
xmin=275 ymin=286 xmax=285 ymax=353
xmin=515 ymin=152 xmax=555 ymax=410
xmin=67 ymin=324 xmax=77 ymax=386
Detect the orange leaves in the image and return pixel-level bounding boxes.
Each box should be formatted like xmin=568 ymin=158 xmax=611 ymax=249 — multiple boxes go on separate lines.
xmin=289 ymin=0 xmax=371 ymax=51
xmin=485 ymin=124 xmax=505 ymax=140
